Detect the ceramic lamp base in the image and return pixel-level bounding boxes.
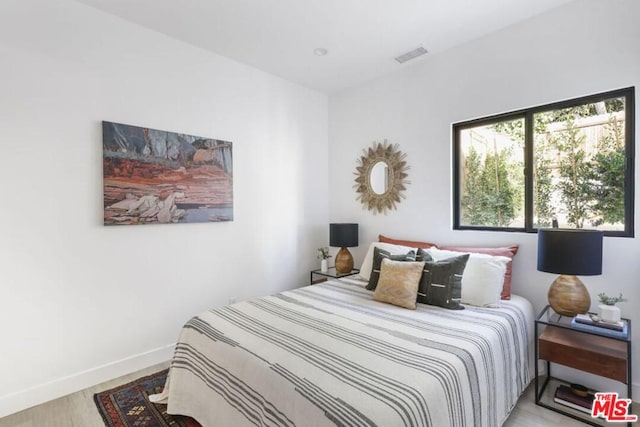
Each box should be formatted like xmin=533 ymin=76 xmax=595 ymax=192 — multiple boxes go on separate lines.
xmin=548 ymin=274 xmax=591 ymax=317
xmin=335 ymin=247 xmax=354 ymax=274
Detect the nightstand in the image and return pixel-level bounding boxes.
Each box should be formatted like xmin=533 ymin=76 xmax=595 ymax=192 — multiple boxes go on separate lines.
xmin=310 ymin=266 xmax=360 ymax=284
xmin=534 ymin=305 xmax=632 ymax=426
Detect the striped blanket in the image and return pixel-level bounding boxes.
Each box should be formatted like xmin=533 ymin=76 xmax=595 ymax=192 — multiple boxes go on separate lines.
xmin=151 ymin=279 xmax=534 ymax=426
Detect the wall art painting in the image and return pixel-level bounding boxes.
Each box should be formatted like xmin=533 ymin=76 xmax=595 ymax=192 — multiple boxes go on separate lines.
xmin=103 ymin=121 xmax=233 ymax=225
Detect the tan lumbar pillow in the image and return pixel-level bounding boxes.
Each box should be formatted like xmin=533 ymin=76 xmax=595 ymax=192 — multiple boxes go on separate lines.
xmin=373 ymin=258 xmax=425 ymax=310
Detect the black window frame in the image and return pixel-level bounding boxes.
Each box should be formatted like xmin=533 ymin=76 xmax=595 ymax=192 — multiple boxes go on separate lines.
xmin=453 ymin=87 xmax=635 ymax=237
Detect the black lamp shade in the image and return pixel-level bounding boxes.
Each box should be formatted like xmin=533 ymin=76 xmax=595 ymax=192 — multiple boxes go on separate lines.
xmin=330 ymin=223 xmax=358 ymax=248
xmin=537 ymin=229 xmax=603 ymax=276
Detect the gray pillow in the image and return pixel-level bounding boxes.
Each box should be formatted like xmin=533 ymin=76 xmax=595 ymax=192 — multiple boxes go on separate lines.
xmin=366 ymin=247 xmax=417 ymax=291
xmin=417 ymin=248 xmax=469 ymax=310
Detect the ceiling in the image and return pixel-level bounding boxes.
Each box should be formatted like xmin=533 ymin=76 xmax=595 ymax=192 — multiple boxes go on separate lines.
xmin=75 ymin=0 xmax=575 ymax=94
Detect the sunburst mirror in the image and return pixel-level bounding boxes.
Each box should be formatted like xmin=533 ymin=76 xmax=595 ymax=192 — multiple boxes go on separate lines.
xmin=354 ymin=140 xmax=410 ymax=214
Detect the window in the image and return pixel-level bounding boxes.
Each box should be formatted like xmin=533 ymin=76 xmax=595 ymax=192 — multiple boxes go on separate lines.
xmin=453 ymin=87 xmax=634 ymax=237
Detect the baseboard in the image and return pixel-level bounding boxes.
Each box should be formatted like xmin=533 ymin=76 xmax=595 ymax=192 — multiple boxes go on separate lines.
xmin=0 ymin=343 xmax=176 ymax=418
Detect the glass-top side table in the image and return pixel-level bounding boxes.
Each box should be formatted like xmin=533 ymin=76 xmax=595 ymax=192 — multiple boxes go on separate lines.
xmin=310 ymin=266 xmax=360 ymax=284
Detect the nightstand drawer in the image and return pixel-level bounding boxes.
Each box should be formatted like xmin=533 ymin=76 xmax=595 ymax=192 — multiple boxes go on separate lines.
xmin=539 ymin=326 xmax=628 ymax=383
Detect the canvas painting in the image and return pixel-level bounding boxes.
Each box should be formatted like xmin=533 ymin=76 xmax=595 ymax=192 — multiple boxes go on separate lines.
xmin=102 ymin=121 xmax=233 ymax=225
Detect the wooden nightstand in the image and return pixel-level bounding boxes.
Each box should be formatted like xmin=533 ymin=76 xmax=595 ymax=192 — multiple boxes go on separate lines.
xmin=309 ymin=267 xmax=359 ymax=285
xmin=534 ymin=305 xmax=632 ymax=426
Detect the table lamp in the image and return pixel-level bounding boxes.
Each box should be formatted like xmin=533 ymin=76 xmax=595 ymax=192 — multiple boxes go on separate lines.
xmin=330 ymin=223 xmax=359 ymax=274
xmin=537 ymin=228 xmax=603 ymax=317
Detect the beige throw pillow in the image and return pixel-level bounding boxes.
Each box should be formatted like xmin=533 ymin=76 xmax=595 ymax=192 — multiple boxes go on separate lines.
xmin=373 ymin=258 xmax=425 ymax=310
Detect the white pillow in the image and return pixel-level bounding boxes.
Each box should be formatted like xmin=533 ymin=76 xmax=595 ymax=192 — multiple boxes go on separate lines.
xmin=358 ymin=242 xmax=416 ymax=281
xmin=426 ymin=247 xmax=510 ymax=307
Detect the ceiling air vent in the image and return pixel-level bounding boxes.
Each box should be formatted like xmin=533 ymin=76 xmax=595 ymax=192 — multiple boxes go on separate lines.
xmin=394 ymin=46 xmax=428 ymax=64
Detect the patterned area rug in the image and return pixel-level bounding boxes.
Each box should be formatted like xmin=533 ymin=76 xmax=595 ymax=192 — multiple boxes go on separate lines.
xmin=94 ymin=369 xmax=201 ymax=427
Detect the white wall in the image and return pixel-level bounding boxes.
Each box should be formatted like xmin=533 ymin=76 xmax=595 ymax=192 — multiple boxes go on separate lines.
xmin=0 ymin=0 xmax=328 ymax=416
xmin=330 ymin=0 xmax=640 ymax=395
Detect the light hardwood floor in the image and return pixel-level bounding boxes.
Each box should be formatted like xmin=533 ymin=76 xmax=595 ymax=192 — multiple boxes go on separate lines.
xmin=0 ymin=362 xmax=170 ymax=427
xmin=0 ymin=366 xmax=608 ymax=427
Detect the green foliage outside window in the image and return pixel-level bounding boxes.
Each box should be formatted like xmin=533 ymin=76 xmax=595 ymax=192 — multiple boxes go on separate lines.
xmin=534 ymin=135 xmax=555 ymax=227
xmin=553 ymin=116 xmax=593 ymax=228
xmin=590 ymin=120 xmax=625 ymax=226
xmin=461 ymin=146 xmax=518 ymax=227
xmin=455 ymin=87 xmax=633 ymax=236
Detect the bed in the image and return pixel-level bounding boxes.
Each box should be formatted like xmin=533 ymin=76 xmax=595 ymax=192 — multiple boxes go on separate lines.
xmin=151 ymin=277 xmax=534 ymax=426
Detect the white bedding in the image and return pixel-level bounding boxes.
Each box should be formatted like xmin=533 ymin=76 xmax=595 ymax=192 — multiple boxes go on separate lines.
xmin=152 ymin=278 xmax=534 ymax=426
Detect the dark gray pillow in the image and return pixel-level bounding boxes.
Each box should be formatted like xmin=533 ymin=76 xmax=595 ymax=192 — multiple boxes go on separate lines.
xmin=366 ymin=247 xmax=417 ymax=291
xmin=416 ymin=248 xmax=433 ymax=263
xmin=416 ymin=248 xmax=469 ymax=310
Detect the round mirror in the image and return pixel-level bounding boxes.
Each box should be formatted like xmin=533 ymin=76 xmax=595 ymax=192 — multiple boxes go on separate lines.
xmin=354 ymin=140 xmax=410 ymax=215
xmin=369 ymin=161 xmax=389 ymax=195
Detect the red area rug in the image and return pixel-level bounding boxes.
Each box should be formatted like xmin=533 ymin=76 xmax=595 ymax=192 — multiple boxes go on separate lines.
xmin=94 ymin=369 xmax=201 ymax=427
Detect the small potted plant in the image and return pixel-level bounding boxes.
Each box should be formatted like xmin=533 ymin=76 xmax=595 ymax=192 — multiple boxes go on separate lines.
xmin=597 ymin=292 xmax=626 ymax=323
xmin=317 ymin=247 xmax=331 ymax=272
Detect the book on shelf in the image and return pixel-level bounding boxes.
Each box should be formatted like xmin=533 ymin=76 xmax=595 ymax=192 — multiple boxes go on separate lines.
xmin=574 ymin=313 xmax=625 ymax=331
xmin=553 ymin=385 xmax=595 ymax=414
xmin=571 ymin=316 xmax=628 ymax=338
